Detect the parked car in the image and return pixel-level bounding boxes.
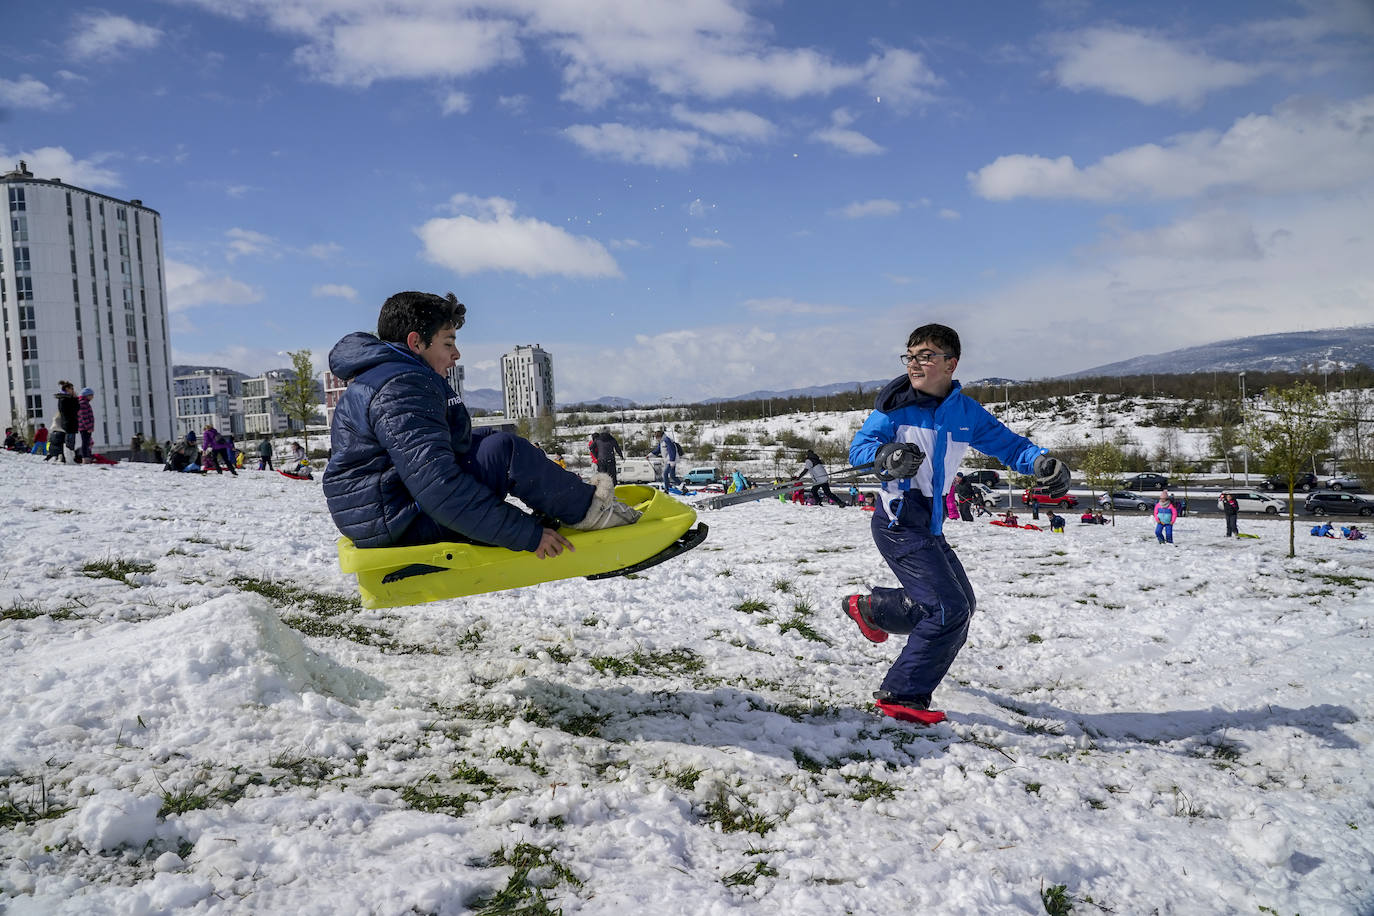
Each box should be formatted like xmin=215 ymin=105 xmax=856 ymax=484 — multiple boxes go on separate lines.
xmin=1218 ymin=490 xmax=1287 ymax=515
xmin=1303 ymin=491 xmax=1374 ymax=517
xmin=1022 ymin=487 xmax=1078 ymax=508
xmin=1119 ymin=473 xmax=1169 ymax=491
xmin=971 ymin=483 xmax=1001 ymax=509
xmin=1099 ymin=490 xmax=1153 ymax=512
xmin=682 ymin=466 xmax=723 ymax=485
xmin=1259 ymin=472 xmax=1317 ymax=492
xmin=961 ymin=469 xmax=1001 ymax=488
xmin=1325 ymin=474 xmax=1364 ymax=491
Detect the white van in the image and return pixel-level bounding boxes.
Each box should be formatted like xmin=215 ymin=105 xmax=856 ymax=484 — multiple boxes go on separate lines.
xmin=1219 ymin=490 xmax=1287 ymax=515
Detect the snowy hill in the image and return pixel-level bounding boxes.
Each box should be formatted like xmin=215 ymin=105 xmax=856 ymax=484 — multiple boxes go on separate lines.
xmin=1064 ymin=325 xmax=1374 ymax=378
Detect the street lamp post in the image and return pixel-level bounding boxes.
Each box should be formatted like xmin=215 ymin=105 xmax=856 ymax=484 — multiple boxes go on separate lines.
xmin=1239 ymin=372 xmax=1248 ymax=485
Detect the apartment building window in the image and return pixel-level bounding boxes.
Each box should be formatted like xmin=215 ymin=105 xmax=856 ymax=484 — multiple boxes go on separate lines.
xmin=21 ymin=335 xmax=37 ymax=359
xmin=16 ymin=276 xmax=32 ymax=300
xmin=125 ymin=312 xmax=137 ymax=336
xmin=22 ymin=363 xmax=40 ymax=390
xmin=13 ymin=246 xmax=29 ymax=271
xmin=19 ymin=305 xmax=35 ymax=330
xmin=7 ymin=187 xmax=25 ymax=211
xmin=26 ymin=394 xmax=42 ymax=420
xmin=127 ymin=339 xmax=139 ymax=363
xmin=10 ymin=215 xmax=27 ymax=240
xmin=119 ymin=233 xmax=129 ymax=256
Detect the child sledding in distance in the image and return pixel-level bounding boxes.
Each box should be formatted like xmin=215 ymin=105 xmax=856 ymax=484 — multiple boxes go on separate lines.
xmin=323 ymin=291 xmax=641 ymax=555
xmin=841 ymin=323 xmax=1071 ymax=724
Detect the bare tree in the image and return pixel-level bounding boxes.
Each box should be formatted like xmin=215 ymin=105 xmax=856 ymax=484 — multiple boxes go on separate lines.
xmin=1080 ymin=442 xmax=1124 ymax=525
xmin=1246 ymin=381 xmax=1332 ymax=557
xmin=275 ymin=350 xmax=323 ymax=455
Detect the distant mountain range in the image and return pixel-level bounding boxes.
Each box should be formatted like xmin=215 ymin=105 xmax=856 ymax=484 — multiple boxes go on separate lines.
xmin=1062 ymin=325 xmax=1374 ymax=378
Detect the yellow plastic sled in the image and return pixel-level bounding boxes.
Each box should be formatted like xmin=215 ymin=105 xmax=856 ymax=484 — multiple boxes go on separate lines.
xmin=337 ymin=485 xmax=707 ymax=609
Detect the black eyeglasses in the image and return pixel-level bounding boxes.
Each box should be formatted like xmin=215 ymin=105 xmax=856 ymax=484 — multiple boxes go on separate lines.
xmin=900 ymin=351 xmax=952 ymax=367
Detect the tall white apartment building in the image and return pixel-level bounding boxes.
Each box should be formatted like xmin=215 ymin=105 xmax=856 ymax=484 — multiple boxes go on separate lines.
xmin=173 ymin=369 xmax=241 ymax=440
xmin=500 ymin=345 xmax=554 ymax=419
xmin=0 ymin=161 xmax=175 ymax=448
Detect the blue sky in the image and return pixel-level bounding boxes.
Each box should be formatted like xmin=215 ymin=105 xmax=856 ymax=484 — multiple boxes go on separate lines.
xmin=3 ymin=0 xmax=1372 ymax=403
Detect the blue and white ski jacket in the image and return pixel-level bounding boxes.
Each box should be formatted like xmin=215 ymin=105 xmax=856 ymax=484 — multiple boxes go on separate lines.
xmin=650 ymin=434 xmax=679 ymax=463
xmin=849 ymin=376 xmax=1045 ymax=536
xmin=323 ymin=332 xmax=543 ymax=552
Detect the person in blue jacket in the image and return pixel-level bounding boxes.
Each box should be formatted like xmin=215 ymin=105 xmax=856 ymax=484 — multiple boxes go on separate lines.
xmin=649 ymin=429 xmax=681 ymax=491
xmin=841 ymin=323 xmax=1070 ymax=719
xmin=324 ymin=291 xmax=640 ymax=556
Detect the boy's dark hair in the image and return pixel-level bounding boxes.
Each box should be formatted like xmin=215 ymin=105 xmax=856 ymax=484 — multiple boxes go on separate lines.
xmin=906 ymin=324 xmax=960 ymax=359
xmin=377 ymin=291 xmax=467 ymax=346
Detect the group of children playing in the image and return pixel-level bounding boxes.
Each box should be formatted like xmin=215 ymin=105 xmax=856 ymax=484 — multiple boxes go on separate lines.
xmin=1311 ymin=522 xmax=1366 ymax=540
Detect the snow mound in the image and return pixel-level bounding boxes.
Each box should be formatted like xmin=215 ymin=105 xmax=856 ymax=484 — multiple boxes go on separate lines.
xmin=1 ymin=595 xmax=382 ymax=769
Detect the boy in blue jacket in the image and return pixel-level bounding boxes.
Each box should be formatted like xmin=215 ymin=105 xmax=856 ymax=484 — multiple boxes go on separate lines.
xmin=843 ymin=323 xmax=1070 ymax=722
xmin=324 ymin=291 xmax=639 ymax=558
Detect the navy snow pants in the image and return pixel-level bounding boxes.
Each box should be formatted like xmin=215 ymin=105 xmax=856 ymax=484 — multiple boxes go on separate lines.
xmin=398 ymin=430 xmax=595 ymax=546
xmin=865 ymin=516 xmax=977 ymax=698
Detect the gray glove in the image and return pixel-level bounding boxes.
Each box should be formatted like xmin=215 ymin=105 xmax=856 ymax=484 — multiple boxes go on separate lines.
xmin=874 ymin=442 xmax=925 ymax=480
xmin=1033 ymin=454 xmax=1071 ymax=497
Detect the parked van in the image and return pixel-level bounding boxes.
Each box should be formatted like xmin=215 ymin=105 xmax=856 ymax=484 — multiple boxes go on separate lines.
xmin=683 ymin=466 xmax=723 ymax=485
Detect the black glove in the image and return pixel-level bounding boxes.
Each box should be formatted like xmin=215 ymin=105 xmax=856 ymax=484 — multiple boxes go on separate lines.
xmin=1033 ymin=454 xmax=1071 ymax=497
xmin=874 ymin=442 xmax=925 ymax=480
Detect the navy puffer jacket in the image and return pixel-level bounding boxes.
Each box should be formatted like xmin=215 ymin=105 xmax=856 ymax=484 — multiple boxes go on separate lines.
xmin=322 ymin=333 xmax=543 ymax=552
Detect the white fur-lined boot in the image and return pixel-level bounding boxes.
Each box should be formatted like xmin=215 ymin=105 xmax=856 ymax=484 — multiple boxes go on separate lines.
xmin=572 ymin=473 xmax=642 ymax=531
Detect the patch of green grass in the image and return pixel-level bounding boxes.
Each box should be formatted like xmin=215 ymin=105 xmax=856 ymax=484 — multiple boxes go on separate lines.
xmin=716 ymin=569 xmax=733 ymax=577
xmin=81 ymin=558 xmax=156 ymax=584
xmin=232 ymin=575 xmax=429 ymax=653
xmin=792 ymin=749 xmax=827 ymax=773
xmin=230 ymin=576 xmax=360 ymax=617
xmin=1 ymin=600 xmax=79 ymax=621
xmin=0 ymin=778 xmax=72 ymax=828
xmin=1023 ymin=719 xmax=1064 ymax=736
xmin=701 ymin=789 xmax=777 ymax=835
xmin=494 ymin=742 xmax=549 ymax=777
xmin=156 ymin=770 xmax=258 ymax=817
xmin=778 ymin=614 xmax=830 ymax=644
xmin=771 ymin=579 xmax=793 ymax=594
xmin=844 ymin=773 xmax=897 ymax=802
xmin=662 ymin=766 xmax=704 ymax=792
xmin=1026 ymin=633 xmax=1044 ymax=644
xmin=1312 ymin=572 xmax=1373 ymax=588
xmin=469 ymin=842 xmax=582 ymax=916
xmin=398 ymin=774 xmax=481 ymax=816
xmin=734 ymin=598 xmax=770 ymax=614
xmin=458 ymin=627 xmax=485 ymax=649
xmin=1024 ymin=782 xmax=1042 ymax=795
xmin=588 ymin=648 xmax=704 ymax=678
xmin=722 ymin=860 xmax=778 ymax=887
xmin=556 ymin=711 xmax=610 ymax=738
xmin=452 ymin=761 xmax=501 ymax=787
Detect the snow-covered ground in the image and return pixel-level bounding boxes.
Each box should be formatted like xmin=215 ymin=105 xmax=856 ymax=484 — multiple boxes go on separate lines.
xmin=2 ymin=450 xmax=1372 ymax=914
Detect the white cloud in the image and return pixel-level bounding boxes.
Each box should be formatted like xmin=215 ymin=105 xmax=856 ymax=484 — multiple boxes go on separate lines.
xmin=835 ymin=199 xmax=902 ymax=219
xmin=0 ymin=75 xmax=64 ymax=110
xmin=311 ymin=283 xmax=358 ymax=300
xmin=225 ymin=228 xmax=277 ymax=261
xmin=863 ymin=47 xmax=941 ymax=107
xmin=498 ymin=94 xmax=529 ymax=113
xmin=669 ymin=104 xmax=776 ymax=142
xmin=810 ymin=108 xmax=884 ymax=155
xmin=563 ymin=123 xmax=727 ymax=168
xmin=938 ymin=208 xmax=961 ymax=220
xmin=687 ymin=198 xmax=712 ymax=218
xmin=68 ymin=12 xmax=163 ymax=60
xmin=743 ymin=297 xmax=853 ymax=316
xmin=969 ymin=94 xmax=1374 ymax=201
xmin=0 ymin=146 xmax=120 ymax=189
xmin=1099 ymin=211 xmax=1262 ymax=261
xmin=1050 ymin=26 xmax=1261 ymax=107
xmin=172 ymin=1 xmax=936 ymax=111
xmin=416 ymin=194 xmax=621 ymax=278
xmin=608 ymin=238 xmax=645 ymax=250
xmin=440 ymin=90 xmax=471 ymax=116
xmin=165 ymin=259 xmax=262 ymax=311
xmin=688 ymin=237 xmax=729 ymax=248
xmin=306 ymin=242 xmax=342 ymax=260
xmin=294 ymin=17 xmax=522 ymax=87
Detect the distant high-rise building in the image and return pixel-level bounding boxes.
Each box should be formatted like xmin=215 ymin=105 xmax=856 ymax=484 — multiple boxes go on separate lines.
xmin=242 ymin=369 xmax=301 ymax=436
xmin=0 ymin=161 xmax=174 ymax=448
xmin=173 ymin=368 xmax=241 ymax=440
xmin=500 ymin=345 xmax=554 ymax=419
